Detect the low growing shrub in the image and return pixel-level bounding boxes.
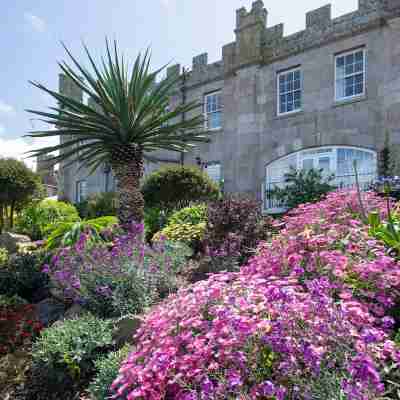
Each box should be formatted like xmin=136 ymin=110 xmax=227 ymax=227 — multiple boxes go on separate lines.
xmin=0 ymin=252 xmax=49 ymax=302
xmin=88 ymin=344 xmax=131 ymax=400
xmin=45 ymin=224 xmax=191 ymax=318
xmin=0 ymin=303 xmax=43 ymax=355
xmin=31 ymin=315 xmax=113 ymax=394
xmin=155 ymin=222 xmax=206 ymax=251
xmin=142 ymin=166 xmax=220 ymax=212
xmin=15 ymin=199 xmax=80 ymax=240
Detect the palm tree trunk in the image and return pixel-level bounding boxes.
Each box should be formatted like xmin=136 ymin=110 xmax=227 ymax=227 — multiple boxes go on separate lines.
xmin=111 ymin=154 xmax=144 ymax=226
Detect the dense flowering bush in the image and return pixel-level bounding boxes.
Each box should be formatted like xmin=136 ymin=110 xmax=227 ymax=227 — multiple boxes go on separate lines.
xmin=112 ymin=191 xmax=400 ymax=400
xmin=0 ymin=304 xmax=43 ymax=354
xmin=45 ymin=223 xmax=191 ymax=317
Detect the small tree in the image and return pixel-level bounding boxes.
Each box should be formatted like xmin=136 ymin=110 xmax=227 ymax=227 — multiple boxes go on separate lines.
xmin=0 ymin=158 xmax=42 ymax=231
xmin=141 ymin=166 xmax=220 ymax=212
xmin=270 ymin=167 xmax=335 ymax=210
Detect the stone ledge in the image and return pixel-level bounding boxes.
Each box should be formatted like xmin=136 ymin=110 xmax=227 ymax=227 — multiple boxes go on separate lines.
xmin=333 ymin=95 xmax=368 ymax=107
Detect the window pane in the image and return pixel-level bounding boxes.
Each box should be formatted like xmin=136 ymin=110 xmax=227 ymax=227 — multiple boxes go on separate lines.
xmin=355 ymin=51 xmax=364 ymax=62
xmin=345 ymin=53 xmax=354 ymax=65
xmin=336 ymin=56 xmax=344 ymax=67
xmin=209 ymin=111 xmax=221 ymax=129
xmin=345 ymin=64 xmax=354 ymax=75
xmin=302 ymin=159 xmax=314 ymax=171
xmin=355 ymin=61 xmax=363 ymax=72
xmin=355 ymin=82 xmax=363 ymax=95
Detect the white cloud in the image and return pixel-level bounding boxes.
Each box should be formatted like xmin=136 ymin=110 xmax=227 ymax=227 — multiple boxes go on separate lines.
xmin=0 ymin=100 xmax=15 ymax=115
xmin=24 ymin=13 xmax=46 ymax=33
xmin=160 ymin=0 xmax=169 ymax=6
xmin=0 ymin=136 xmax=58 ymax=171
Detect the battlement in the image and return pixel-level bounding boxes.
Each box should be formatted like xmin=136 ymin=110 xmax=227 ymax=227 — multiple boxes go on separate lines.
xmin=235 ymin=1 xmax=267 ymax=32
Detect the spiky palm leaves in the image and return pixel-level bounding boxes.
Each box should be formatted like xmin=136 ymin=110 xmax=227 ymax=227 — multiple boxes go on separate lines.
xmin=26 ymin=41 xmax=208 ymax=224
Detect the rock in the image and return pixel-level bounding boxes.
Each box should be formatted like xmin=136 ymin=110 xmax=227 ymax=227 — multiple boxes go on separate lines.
xmin=113 ymin=315 xmax=142 ymax=347
xmin=0 ymin=233 xmax=31 ymax=255
xmin=35 ymin=298 xmax=65 ymax=327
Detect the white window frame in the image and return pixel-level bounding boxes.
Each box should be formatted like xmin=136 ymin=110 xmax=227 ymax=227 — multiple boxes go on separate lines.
xmin=205 ymin=161 xmax=222 ymax=184
xmin=334 ymin=48 xmax=366 ymax=102
xmin=277 ymin=67 xmax=302 ymax=116
xmin=204 ymin=91 xmax=223 ymax=131
xmin=76 ymin=180 xmax=87 ymax=203
xmin=264 ymin=145 xmax=377 ymax=213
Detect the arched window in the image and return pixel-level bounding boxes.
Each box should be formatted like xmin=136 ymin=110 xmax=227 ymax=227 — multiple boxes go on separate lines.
xmin=264 ymin=146 xmax=377 ymax=212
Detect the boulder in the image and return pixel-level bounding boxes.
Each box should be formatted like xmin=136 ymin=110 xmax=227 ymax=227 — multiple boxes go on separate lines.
xmin=0 ymin=233 xmax=31 ymax=255
xmin=35 ymin=298 xmax=65 ymax=327
xmin=113 ymin=315 xmax=142 ymax=348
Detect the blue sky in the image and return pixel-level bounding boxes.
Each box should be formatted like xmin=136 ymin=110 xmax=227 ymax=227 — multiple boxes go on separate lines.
xmin=0 ymin=0 xmax=358 ymax=168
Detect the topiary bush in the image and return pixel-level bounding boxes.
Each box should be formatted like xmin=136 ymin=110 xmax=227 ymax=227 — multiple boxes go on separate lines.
xmin=88 ymin=344 xmax=131 ymax=400
xmin=30 ymin=315 xmax=114 ymax=398
xmin=0 ymin=252 xmax=49 ymax=302
xmin=15 ymin=199 xmax=80 ymax=241
xmin=141 ymin=166 xmax=220 ymax=212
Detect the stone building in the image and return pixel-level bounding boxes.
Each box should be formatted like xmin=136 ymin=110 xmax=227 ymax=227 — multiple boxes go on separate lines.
xmin=59 ymin=0 xmax=400 ymax=212
xmin=36 ymin=155 xmax=58 ymax=197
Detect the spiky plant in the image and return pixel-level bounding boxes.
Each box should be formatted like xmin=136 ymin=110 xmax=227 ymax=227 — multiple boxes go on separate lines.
xmin=26 ymin=41 xmax=208 ymax=225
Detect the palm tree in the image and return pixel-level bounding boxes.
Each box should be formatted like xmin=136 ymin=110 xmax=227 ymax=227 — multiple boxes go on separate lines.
xmin=26 ymin=41 xmax=208 ymax=225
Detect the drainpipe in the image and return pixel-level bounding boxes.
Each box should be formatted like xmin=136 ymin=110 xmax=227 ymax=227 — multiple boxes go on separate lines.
xmin=180 ymin=67 xmax=186 ymax=166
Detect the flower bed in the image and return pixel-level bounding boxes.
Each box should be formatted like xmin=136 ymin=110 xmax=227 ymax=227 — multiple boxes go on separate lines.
xmin=112 ymin=191 xmax=400 ymax=400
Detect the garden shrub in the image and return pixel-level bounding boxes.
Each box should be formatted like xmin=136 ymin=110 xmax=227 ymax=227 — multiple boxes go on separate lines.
xmin=0 ymin=252 xmax=49 ymax=302
xmin=45 ymin=216 xmax=118 ymax=250
xmin=0 ymin=303 xmax=43 ymax=355
xmin=167 ymin=204 xmax=207 ymax=226
xmin=0 ymin=247 xmax=8 ymax=266
xmin=15 ymin=199 xmax=80 ymax=240
xmin=144 ymin=207 xmax=169 ymax=243
xmin=31 ymin=315 xmax=113 ymax=396
xmin=142 ymin=166 xmax=220 ymax=212
xmin=76 ymin=191 xmax=117 ymax=219
xmin=270 ymin=166 xmax=335 ymax=210
xmin=45 ymin=223 xmax=191 ymax=318
xmin=112 ymin=191 xmax=400 ymax=400
xmin=155 ymin=222 xmax=206 ymax=250
xmin=204 ymin=196 xmax=273 ymax=264
xmin=153 ymin=204 xmax=207 ymax=251
xmin=88 ymin=344 xmax=131 ymax=400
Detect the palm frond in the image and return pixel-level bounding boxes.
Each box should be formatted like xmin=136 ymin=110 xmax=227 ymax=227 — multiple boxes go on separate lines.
xmin=26 ymin=39 xmax=210 ymax=173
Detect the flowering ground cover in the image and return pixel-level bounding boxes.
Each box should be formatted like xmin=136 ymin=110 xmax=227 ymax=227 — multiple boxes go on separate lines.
xmin=112 ymin=191 xmax=400 ymax=400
